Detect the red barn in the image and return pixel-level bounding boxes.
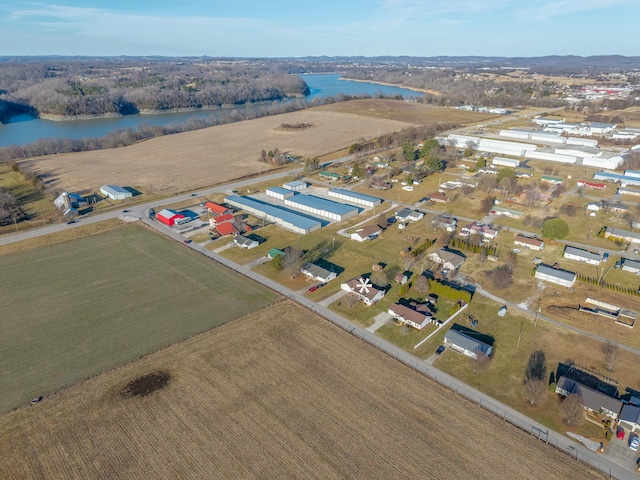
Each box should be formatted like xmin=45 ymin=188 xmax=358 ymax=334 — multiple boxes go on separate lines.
xmin=157 ymin=209 xmax=185 ymax=226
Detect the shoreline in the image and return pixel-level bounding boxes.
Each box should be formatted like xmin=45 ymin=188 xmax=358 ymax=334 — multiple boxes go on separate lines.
xmin=339 ymin=77 xmax=441 ymax=96
xmin=18 ymin=95 xmax=307 ymax=123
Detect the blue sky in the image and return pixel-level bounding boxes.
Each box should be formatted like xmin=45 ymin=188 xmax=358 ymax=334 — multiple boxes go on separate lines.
xmin=1 ymin=0 xmax=638 ymax=57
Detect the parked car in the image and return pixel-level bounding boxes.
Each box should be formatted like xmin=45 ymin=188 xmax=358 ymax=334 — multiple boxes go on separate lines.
xmin=436 ymin=345 xmax=446 ymax=355
xmin=66 ymin=220 xmax=76 ymax=224
xmin=616 ymin=427 xmax=625 ymax=440
xmin=122 ymin=209 xmax=130 ymax=213
xmin=308 ymin=285 xmax=319 ymax=292
xmin=614 ymin=261 xmax=622 ymax=269
xmin=630 ymin=434 xmax=639 ymax=451
xmin=603 ymin=252 xmax=609 ymax=261
xmin=183 ymin=239 xmax=192 ymax=244
xmin=402 ymin=185 xmax=414 ymax=191
xmin=30 ymin=396 xmax=43 ymax=405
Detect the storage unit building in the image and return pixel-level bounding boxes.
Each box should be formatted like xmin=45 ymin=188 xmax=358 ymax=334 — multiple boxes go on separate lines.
xmin=284 ymin=194 xmax=358 ymax=221
xmin=266 ymin=187 xmax=295 ymax=200
xmin=327 ymin=188 xmax=382 ymax=208
xmin=283 ymin=181 xmax=308 ymax=191
xmin=224 ymin=195 xmax=321 ymax=235
xmin=100 ymin=184 xmax=132 ymax=201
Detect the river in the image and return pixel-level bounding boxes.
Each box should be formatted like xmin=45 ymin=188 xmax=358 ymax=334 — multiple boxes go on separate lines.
xmin=0 ymin=74 xmax=420 ymax=147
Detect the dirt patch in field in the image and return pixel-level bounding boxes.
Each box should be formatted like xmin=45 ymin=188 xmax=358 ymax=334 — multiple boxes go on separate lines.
xmin=121 ymin=371 xmax=170 ymax=397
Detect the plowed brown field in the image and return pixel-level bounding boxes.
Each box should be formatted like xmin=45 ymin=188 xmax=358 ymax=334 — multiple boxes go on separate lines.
xmin=19 ymin=100 xmax=492 ymax=194
xmin=0 ymin=302 xmax=603 ymax=479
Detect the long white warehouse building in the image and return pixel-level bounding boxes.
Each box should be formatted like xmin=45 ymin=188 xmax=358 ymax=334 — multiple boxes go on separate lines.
xmin=445 ymin=134 xmax=537 ymax=156
xmin=327 ymin=188 xmax=383 ymax=208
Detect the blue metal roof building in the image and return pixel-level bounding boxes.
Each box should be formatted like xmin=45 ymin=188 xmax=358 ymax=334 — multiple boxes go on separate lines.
xmin=224 ymin=195 xmax=322 ymax=235
xmin=327 ymin=188 xmax=383 ymax=208
xmin=284 ymin=194 xmax=358 ymax=221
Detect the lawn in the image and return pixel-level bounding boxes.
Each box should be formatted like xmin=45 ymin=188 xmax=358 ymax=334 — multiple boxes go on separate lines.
xmin=422 ymin=295 xmax=640 ymax=442
xmin=0 ymin=224 xmax=277 ymax=413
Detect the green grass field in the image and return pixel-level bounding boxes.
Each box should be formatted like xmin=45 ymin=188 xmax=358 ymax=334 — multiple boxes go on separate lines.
xmin=0 ymin=224 xmax=277 ymax=413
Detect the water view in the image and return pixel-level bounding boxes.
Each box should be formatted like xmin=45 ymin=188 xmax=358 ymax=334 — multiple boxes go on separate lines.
xmin=0 ymin=74 xmax=420 ymax=147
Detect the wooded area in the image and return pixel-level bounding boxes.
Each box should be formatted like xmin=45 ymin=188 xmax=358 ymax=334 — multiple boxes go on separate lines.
xmin=0 ymin=57 xmax=309 ymax=118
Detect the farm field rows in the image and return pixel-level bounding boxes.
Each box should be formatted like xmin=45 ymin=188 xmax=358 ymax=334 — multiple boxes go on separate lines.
xmin=0 ymin=302 xmax=604 ymax=479
xmin=0 ymin=224 xmax=277 ymax=413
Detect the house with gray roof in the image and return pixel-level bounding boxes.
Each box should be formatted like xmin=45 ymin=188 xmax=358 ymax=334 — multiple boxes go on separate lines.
xmin=622 ymin=258 xmax=640 ymax=275
xmin=301 ymin=262 xmax=338 ymax=283
xmin=605 ymin=227 xmax=640 ymax=244
xmin=563 ymin=246 xmax=602 ymax=265
xmin=619 ymin=404 xmax=640 ymax=433
xmin=534 ymin=264 xmax=576 ymax=288
xmin=555 ymin=376 xmax=622 ymax=420
xmin=444 ymin=328 xmax=493 ymax=359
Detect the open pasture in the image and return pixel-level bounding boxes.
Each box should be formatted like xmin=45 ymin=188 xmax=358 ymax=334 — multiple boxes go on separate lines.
xmin=0 ymin=224 xmax=277 ymax=413
xmin=18 ymin=100 xmax=494 ymax=195
xmin=0 ymin=302 xmax=603 ymax=479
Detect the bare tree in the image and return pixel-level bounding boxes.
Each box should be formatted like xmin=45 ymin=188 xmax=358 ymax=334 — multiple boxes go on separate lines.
xmin=478 ymin=248 xmax=487 ymax=267
xmin=401 ymin=324 xmax=410 ymax=338
xmin=386 ymin=318 xmax=395 ymax=330
xmin=561 ymin=393 xmax=584 ymax=425
xmin=415 ymin=275 xmax=430 ymax=294
xmin=471 ymin=352 xmax=491 ymax=374
xmin=485 ymin=265 xmax=513 ymax=288
xmin=524 ymin=378 xmax=547 ymax=405
xmin=602 ymin=341 xmax=619 ymax=372
xmin=478 ymin=175 xmax=498 ymax=193
xmin=343 ymin=293 xmax=359 ymax=309
xmin=284 ymin=247 xmax=304 ymax=278
xmin=370 ymin=270 xmax=388 ymax=289
xmin=525 ymin=189 xmax=539 ymax=208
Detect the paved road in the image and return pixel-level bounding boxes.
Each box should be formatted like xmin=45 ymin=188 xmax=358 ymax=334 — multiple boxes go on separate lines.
xmin=141 ymin=213 xmax=633 ymax=479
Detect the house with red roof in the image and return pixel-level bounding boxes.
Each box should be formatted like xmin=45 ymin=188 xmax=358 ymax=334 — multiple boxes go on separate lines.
xmin=205 ymin=201 xmax=231 ymax=216
xmin=215 ymin=222 xmax=239 ymax=236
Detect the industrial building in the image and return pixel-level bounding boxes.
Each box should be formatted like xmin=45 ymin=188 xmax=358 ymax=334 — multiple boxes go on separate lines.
xmin=492 ymin=156 xmax=520 ymax=168
xmin=327 ymin=188 xmax=382 ymax=208
xmin=524 ymin=150 xmax=577 ymax=164
xmin=593 ymin=172 xmax=640 ymax=187
xmin=157 ymin=209 xmax=187 ymax=226
xmin=443 ymin=134 xmax=537 ymax=156
xmin=100 ymin=184 xmax=132 ymax=201
xmin=266 ymin=187 xmax=295 ymax=200
xmin=283 ymin=194 xmax=358 ymax=221
xmin=224 ymin=195 xmax=321 ymax=235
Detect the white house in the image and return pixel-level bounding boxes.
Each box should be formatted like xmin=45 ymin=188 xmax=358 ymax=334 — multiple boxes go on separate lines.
xmin=622 ymin=258 xmax=640 ymax=274
xmin=459 ymin=222 xmax=498 ymax=241
xmin=563 ymin=246 xmax=602 ymax=265
xmin=514 ymin=234 xmax=544 ymax=251
xmin=395 ymin=208 xmax=424 ymax=223
xmin=340 ymin=276 xmax=385 ymax=305
xmin=233 ymin=235 xmax=259 ymax=249
xmin=444 ymin=328 xmax=493 ymax=359
xmin=301 ymin=262 xmax=338 ymax=283
xmin=534 ymin=264 xmax=576 ymax=288
xmin=350 ymin=225 xmax=382 ymax=242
